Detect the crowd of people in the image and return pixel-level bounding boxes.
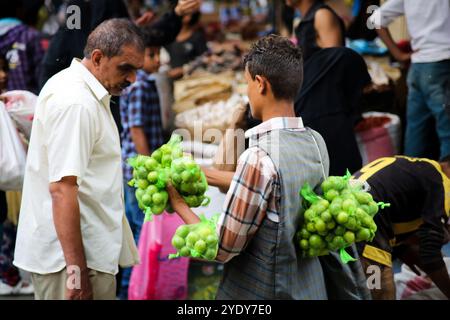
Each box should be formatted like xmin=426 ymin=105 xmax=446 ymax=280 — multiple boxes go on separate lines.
xmin=0 ymin=0 xmax=449 ymax=300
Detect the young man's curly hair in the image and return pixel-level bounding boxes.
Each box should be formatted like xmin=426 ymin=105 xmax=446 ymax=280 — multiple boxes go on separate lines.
xmin=243 ymin=34 xmax=303 ymax=101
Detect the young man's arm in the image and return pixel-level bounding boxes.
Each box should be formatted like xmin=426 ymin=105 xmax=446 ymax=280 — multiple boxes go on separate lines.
xmin=314 ymin=9 xmax=344 ymax=48
xmin=376 ymin=28 xmax=411 ymax=62
xmin=168 ymin=148 xmax=276 ymax=263
xmin=201 ymin=167 xmax=235 ymax=192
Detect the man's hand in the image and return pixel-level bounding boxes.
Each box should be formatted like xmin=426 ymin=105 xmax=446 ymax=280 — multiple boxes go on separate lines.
xmin=135 ymin=11 xmax=156 ymax=26
xmin=392 ymin=51 xmax=412 ymax=63
xmin=66 ymin=268 xmax=93 ymax=300
xmin=175 ymin=0 xmax=202 ymax=17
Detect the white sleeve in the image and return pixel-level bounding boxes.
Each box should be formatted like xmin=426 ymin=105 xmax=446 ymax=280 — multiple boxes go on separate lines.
xmin=368 ymin=0 xmax=405 ymax=29
xmin=44 ymin=104 xmax=97 ymax=185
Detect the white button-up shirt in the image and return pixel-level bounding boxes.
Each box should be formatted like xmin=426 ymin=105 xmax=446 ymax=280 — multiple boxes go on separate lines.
xmin=369 ymin=0 xmax=450 ymax=63
xmin=14 ymin=59 xmax=139 ymax=275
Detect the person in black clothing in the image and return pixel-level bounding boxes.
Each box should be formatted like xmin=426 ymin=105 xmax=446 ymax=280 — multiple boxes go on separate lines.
xmin=165 ymin=11 xmax=208 ymax=80
xmin=353 ymin=156 xmax=450 ymax=300
xmin=295 ymin=47 xmax=371 ymax=176
xmin=285 ymin=0 xmax=345 ymax=61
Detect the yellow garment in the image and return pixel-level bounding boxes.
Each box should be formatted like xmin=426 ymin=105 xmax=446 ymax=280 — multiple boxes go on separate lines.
xmin=6 ymin=191 xmax=21 ymax=226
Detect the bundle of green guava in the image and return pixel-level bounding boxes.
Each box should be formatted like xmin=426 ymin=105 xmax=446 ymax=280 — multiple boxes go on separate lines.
xmin=297 ymin=171 xmax=390 ymax=263
xmin=127 ymin=134 xmax=210 ymax=221
xmin=169 ymin=214 xmax=219 ymax=261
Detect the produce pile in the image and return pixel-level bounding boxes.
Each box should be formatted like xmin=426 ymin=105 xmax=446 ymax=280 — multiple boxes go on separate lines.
xmin=169 ymin=214 xmax=219 ymax=261
xmin=297 ymin=172 xmax=389 ymax=262
xmin=127 ymin=134 xmax=210 ymax=221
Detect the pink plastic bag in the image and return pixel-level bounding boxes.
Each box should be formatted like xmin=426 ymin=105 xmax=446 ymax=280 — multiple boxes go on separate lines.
xmin=128 ymin=212 xmax=190 ymax=300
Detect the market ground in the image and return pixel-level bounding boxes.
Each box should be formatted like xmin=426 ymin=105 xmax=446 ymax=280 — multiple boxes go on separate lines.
xmin=1 ymin=243 xmax=449 ymax=301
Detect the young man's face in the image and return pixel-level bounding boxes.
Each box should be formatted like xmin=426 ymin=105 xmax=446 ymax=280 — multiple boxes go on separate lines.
xmin=143 ymin=47 xmax=161 ymax=74
xmin=244 ymin=66 xmax=263 ymax=120
xmin=0 ymin=58 xmax=8 ymax=92
xmin=94 ymin=44 xmax=144 ymax=96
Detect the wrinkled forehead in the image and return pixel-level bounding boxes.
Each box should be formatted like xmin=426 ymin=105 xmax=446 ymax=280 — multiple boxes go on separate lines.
xmin=112 ymin=45 xmax=144 ymax=70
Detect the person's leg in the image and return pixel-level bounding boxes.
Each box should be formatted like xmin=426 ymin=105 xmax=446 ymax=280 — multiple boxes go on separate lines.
xmin=421 ymin=60 xmax=450 ymax=159
xmin=404 ymin=64 xmax=436 ymax=158
xmin=119 ymin=184 xmax=144 ymax=299
xmin=30 ymin=269 xmax=66 ymax=300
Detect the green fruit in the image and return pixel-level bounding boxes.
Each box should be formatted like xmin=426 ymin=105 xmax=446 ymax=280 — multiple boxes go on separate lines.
xmin=325 ymin=189 xmax=339 ymax=202
xmin=333 ymin=236 xmax=346 ymax=248
xmin=151 ymin=149 xmax=162 ymax=162
xmin=181 ymin=170 xmax=193 ymax=183
xmin=198 ymin=226 xmax=212 ymax=239
xmin=151 ymin=204 xmax=165 ymax=215
xmin=152 ymin=192 xmax=165 ymax=205
xmin=329 ymin=176 xmax=346 ymax=191
xmin=172 ymin=147 xmax=183 ymax=159
xmin=135 ymin=188 xmax=145 ymax=201
xmin=160 ymin=144 xmax=172 ymax=155
xmin=204 ymin=248 xmax=217 ymax=260
xmin=309 ymin=235 xmax=323 ymax=249
xmin=138 ymin=200 xmax=145 ymax=211
xmin=356 ymin=228 xmax=371 ymax=242
xmin=186 ymin=232 xmax=199 ymax=246
xmin=360 ymin=204 xmax=370 ymax=214
xmin=345 ymin=217 xmax=358 ymax=231
xmin=325 ymin=234 xmax=334 ymax=243
xmin=368 ymin=201 xmax=379 ymax=216
xmin=137 ymin=179 xmax=149 ymax=190
xmin=315 ymin=219 xmax=327 ymax=233
xmin=300 ymin=239 xmax=309 ymax=250
xmin=354 ymin=191 xmax=373 ymax=204
xmin=329 ymin=202 xmax=342 ymax=216
xmin=318 ymin=248 xmax=329 ymax=256
xmin=176 ymin=225 xmax=190 ymax=238
xmin=299 ymin=228 xmax=311 ymax=240
xmin=137 ymin=167 xmax=149 ymax=180
xmin=321 ymin=210 xmax=332 ymax=223
xmin=161 ymin=154 xmax=172 ymax=168
xmin=206 ymin=234 xmax=218 ymax=247
xmin=335 ymin=226 xmax=346 ymax=236
xmin=304 ymin=208 xmax=317 ymax=221
xmin=343 ymin=231 xmax=355 ymax=244
xmin=321 ymin=180 xmax=333 ymax=193
xmin=144 ymin=158 xmax=159 ymax=171
xmin=172 ymin=235 xmax=186 ymax=250
xmin=135 ymin=155 xmax=147 ymax=167
xmin=306 ymin=222 xmax=316 ymax=233
xmin=146 ymin=184 xmax=158 ymax=196
xmin=308 ymin=248 xmax=319 ymax=258
xmin=146 ymin=171 xmax=158 ymax=184
xmin=171 ymin=172 xmax=182 ymax=185
xmin=179 ymin=246 xmax=191 ymax=257
xmin=336 ymin=211 xmax=349 ymax=225
xmin=142 ymin=194 xmax=152 ymax=207
xmin=312 ymin=203 xmax=327 ymax=214
xmin=326 ymin=220 xmax=336 ymax=230
xmin=194 ymin=240 xmax=207 ymax=254
xmin=342 ymin=199 xmax=357 ymax=213
xmin=196 ymin=182 xmax=207 ymax=194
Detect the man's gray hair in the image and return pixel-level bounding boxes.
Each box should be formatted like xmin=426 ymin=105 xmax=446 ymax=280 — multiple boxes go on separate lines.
xmin=84 ymin=18 xmax=144 ymax=58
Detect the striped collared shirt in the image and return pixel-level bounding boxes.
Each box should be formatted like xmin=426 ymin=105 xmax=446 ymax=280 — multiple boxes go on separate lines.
xmin=216 ymin=117 xmax=305 ymax=262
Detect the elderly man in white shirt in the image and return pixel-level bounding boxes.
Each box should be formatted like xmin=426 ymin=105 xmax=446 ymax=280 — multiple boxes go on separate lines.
xmin=369 ymin=0 xmax=450 ymax=162
xmin=13 ymin=19 xmax=145 ymax=300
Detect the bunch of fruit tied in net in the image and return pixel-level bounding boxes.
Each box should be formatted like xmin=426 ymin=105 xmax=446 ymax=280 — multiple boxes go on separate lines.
xmin=127 ymin=134 xmax=210 ymax=221
xmin=169 ymin=214 xmax=219 ymax=261
xmin=297 ymin=171 xmax=390 ymax=263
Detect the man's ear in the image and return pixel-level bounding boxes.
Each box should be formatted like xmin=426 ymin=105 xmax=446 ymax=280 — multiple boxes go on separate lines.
xmin=255 ymin=75 xmax=266 ymax=95
xmin=90 ymin=49 xmax=104 ymax=68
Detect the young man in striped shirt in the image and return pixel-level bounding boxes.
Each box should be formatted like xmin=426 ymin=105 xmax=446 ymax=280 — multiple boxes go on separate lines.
xmin=167 ymin=35 xmax=331 ymax=299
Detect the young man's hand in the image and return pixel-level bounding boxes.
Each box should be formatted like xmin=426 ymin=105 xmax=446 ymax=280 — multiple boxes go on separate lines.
xmin=175 ymin=0 xmax=202 ymax=17
xmin=167 ymin=183 xmax=201 ymax=224
xmin=392 ymin=51 xmax=412 ymax=63
xmin=65 ymin=268 xmax=93 ymax=300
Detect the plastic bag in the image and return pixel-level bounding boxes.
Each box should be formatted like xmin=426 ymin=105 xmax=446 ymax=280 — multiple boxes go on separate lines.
xmin=0 ymin=102 xmax=27 ymax=191
xmin=169 ymin=214 xmax=219 ymax=261
xmin=128 ymin=212 xmax=189 ymax=300
xmin=1 ymin=90 xmax=37 ymax=139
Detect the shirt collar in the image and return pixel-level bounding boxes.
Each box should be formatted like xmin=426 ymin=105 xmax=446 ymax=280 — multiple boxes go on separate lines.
xmin=137 ymin=69 xmax=156 ymax=82
xmin=70 ymin=58 xmax=110 ymax=108
xmin=245 ymin=117 xmax=305 ymax=140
